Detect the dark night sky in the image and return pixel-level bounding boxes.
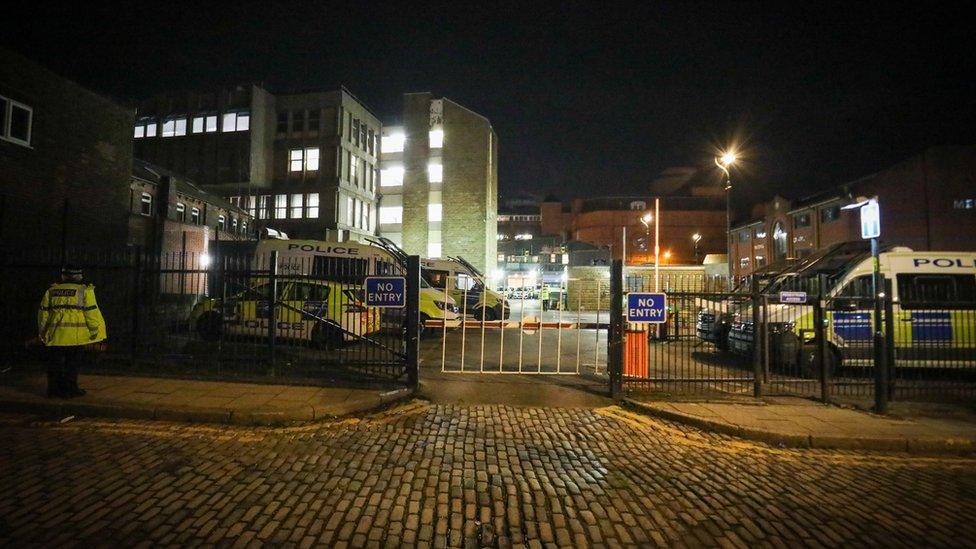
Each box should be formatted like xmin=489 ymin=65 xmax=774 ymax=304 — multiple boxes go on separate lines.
xmin=5 ymin=2 xmax=974 ymax=210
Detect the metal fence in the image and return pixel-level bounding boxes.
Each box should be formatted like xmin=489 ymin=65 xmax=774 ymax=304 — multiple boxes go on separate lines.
xmin=610 ymin=261 xmax=976 ymax=406
xmin=1 ymin=247 xmax=417 ymax=388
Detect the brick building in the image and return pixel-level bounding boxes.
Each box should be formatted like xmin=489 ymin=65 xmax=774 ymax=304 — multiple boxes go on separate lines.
xmin=0 ymin=47 xmax=134 ymax=250
xmin=538 ymin=167 xmax=727 ymax=266
xmin=378 ymin=93 xmax=498 ymax=274
xmin=731 ymin=145 xmax=976 ymax=278
xmin=133 ymin=86 xmax=380 ymax=242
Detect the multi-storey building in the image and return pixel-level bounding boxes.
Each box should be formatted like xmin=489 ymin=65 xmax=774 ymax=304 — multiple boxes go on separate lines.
xmin=730 ymin=145 xmax=976 ymax=278
xmin=378 ymin=93 xmax=498 ymax=274
xmin=133 ymin=85 xmax=380 ymax=242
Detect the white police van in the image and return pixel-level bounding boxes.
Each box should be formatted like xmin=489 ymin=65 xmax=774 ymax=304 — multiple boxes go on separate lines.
xmin=728 ymin=244 xmax=976 ymax=375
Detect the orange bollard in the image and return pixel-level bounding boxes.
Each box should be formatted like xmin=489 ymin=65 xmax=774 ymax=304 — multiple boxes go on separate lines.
xmin=624 ymin=329 xmax=648 ymax=378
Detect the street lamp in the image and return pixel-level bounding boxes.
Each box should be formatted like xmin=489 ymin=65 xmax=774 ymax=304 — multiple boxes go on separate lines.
xmin=692 ymin=233 xmax=702 ymax=264
xmin=715 ymin=150 xmax=737 ymax=279
xmin=640 ymin=213 xmax=653 ymax=262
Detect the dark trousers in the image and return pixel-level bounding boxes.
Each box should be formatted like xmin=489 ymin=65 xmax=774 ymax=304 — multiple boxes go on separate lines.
xmin=47 ymin=346 xmax=84 ymax=397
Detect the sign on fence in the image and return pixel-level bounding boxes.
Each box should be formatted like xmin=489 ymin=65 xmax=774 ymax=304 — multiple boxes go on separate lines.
xmin=779 ymin=291 xmax=807 ymax=304
xmin=626 ymin=292 xmax=667 ymax=323
xmin=365 ymin=277 xmax=406 ymax=308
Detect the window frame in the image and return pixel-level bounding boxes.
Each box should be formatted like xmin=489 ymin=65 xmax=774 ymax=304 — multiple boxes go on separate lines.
xmin=1 ymin=96 xmax=33 ymax=147
xmin=139 ymin=193 xmax=153 ymax=216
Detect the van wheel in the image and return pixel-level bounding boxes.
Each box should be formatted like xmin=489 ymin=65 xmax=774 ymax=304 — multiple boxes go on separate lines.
xmin=313 ymin=322 xmax=343 ymax=350
xmin=196 ymin=313 xmax=223 ymax=341
xmin=798 ymin=341 xmax=841 ymax=379
xmin=475 ymin=307 xmax=498 ymax=321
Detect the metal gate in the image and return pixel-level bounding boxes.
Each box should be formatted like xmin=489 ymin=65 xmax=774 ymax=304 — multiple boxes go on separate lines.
xmin=611 ymin=259 xmax=976 ymax=406
xmin=0 ymin=246 xmax=421 ymax=388
xmin=431 ymin=274 xmax=609 ymax=378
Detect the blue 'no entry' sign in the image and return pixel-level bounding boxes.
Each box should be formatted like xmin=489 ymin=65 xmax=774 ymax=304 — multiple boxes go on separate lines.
xmin=365 ymin=277 xmax=406 ymax=308
xmin=626 ymin=293 xmax=667 ymax=323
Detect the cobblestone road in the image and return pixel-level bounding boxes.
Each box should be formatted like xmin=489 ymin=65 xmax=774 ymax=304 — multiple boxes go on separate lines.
xmin=1 ymin=403 xmax=975 ymax=547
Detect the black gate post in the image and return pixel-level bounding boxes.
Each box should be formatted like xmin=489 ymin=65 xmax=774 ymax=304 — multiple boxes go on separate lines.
xmin=130 ymin=246 xmax=143 ymax=367
xmin=405 ymin=255 xmax=421 ymax=389
xmin=751 ymin=277 xmax=763 ymax=398
xmin=268 ymin=250 xmax=278 ymax=373
xmin=873 ymin=273 xmax=888 ymax=414
xmin=608 ymin=259 xmax=624 ymax=399
xmin=883 ymin=277 xmax=896 ymax=402
xmin=815 ymin=274 xmax=829 ymax=403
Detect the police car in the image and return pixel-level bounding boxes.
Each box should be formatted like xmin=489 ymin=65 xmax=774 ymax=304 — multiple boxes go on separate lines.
xmin=728 ymin=245 xmax=976 ymax=375
xmin=190 ymin=278 xmax=380 ymax=348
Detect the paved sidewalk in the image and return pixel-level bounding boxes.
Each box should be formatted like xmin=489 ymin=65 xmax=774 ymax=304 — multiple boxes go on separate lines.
xmin=0 ymin=373 xmax=413 ymax=425
xmin=625 ymin=396 xmax=976 ymax=454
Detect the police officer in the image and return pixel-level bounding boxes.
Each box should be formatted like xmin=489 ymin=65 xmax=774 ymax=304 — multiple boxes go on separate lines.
xmin=540 ymin=284 xmax=551 ymax=311
xmin=37 ymin=265 xmax=106 ymax=398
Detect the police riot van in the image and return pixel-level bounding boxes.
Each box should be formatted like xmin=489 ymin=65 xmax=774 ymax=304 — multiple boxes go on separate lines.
xmin=190 ymin=277 xmax=380 ymax=348
xmin=251 ymin=238 xmax=461 ymax=336
xmin=696 ymin=260 xmax=795 ymax=350
xmin=422 ymin=256 xmax=509 ymax=320
xmin=728 ymin=244 xmax=976 ymax=375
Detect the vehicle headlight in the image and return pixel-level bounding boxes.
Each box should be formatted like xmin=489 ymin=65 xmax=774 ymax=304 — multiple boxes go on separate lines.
xmin=434 ymin=300 xmax=456 ymax=312
xmin=769 ymin=321 xmax=795 ymax=334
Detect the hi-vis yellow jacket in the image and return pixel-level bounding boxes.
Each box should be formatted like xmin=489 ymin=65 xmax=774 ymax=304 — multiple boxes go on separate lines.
xmin=37 ymin=283 xmax=107 ymax=346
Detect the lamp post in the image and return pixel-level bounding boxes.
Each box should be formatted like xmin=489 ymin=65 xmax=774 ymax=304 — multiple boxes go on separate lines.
xmin=715 ymin=151 xmax=737 ymax=280
xmin=640 ymin=212 xmax=653 ymax=263
xmin=692 ymin=233 xmax=702 ymax=264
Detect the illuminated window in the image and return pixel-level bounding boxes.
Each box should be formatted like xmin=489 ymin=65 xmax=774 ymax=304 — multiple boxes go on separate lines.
xmin=275 ymin=194 xmax=287 ymax=218
xmin=428 ymin=162 xmax=443 ymax=183
xmin=175 ymin=202 xmax=185 ymax=222
xmin=190 ymin=207 xmax=200 ymax=225
xmin=350 ymin=155 xmax=358 ymax=184
xmin=140 ymin=193 xmax=153 ymax=216
xmin=159 ymin=118 xmax=186 ymax=137
xmin=194 ymin=115 xmax=218 ymax=133
xmin=145 ymin=121 xmax=157 ymax=137
xmin=290 ymin=194 xmax=303 ymax=219
xmin=306 ymin=148 xmax=319 ymax=171
xmin=428 ymin=242 xmax=442 ymax=258
xmin=429 ymin=128 xmax=444 ymax=148
xmin=382 ymin=132 xmax=405 ymax=153
xmin=257 ymin=195 xmax=270 ymax=219
xmin=307 ymin=193 xmax=319 ymax=218
xmin=289 ymin=149 xmax=303 ymax=172
xmin=428 ymin=203 xmax=443 ymax=222
xmin=346 ymin=196 xmax=354 ymax=225
xmin=381 ymin=166 xmax=404 ymax=187
xmin=379 ymin=206 xmax=403 ymax=224
xmin=217 ymin=215 xmax=226 ymax=231
xmin=222 ymin=112 xmax=249 ymax=132
xmin=133 ymin=124 xmax=144 ymax=139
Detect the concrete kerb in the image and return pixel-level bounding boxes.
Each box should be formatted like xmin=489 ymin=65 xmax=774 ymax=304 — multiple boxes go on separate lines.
xmin=622 ymin=398 xmax=976 ymax=456
xmin=0 ymin=386 xmax=416 ymax=427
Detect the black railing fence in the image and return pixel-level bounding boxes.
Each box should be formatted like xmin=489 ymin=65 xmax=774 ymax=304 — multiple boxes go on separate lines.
xmin=1 ymin=247 xmax=414 ymax=388
xmin=609 ymin=261 xmax=976 ymax=406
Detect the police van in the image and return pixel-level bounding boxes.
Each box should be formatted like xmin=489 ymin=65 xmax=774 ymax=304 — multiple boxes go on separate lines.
xmin=728 ymin=244 xmax=976 ymax=374
xmin=252 ymin=238 xmax=461 ymax=336
xmin=190 ymin=277 xmax=380 ymax=348
xmin=422 ymin=256 xmax=509 ymax=320
xmin=696 ymin=260 xmax=795 ymax=350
